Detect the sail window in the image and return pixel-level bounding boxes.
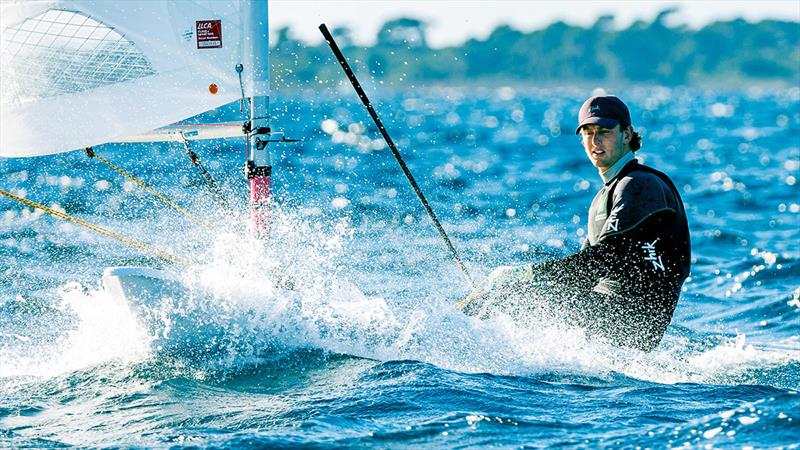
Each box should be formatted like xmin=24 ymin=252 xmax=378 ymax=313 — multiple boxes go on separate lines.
xmin=1 ymin=9 xmax=156 ymax=101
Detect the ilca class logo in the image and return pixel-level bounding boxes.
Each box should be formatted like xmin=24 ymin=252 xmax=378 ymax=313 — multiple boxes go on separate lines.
xmin=196 ymin=20 xmax=222 ymax=49
xmin=641 ymin=238 xmax=665 ymax=271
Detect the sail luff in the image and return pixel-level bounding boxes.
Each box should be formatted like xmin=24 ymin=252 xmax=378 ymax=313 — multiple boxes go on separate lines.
xmin=245 ymin=0 xmax=269 ymax=135
xmin=243 ymin=0 xmax=271 ymax=238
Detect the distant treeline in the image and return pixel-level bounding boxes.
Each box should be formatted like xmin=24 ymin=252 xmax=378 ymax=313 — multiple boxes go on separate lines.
xmin=271 ymin=9 xmax=799 ymax=87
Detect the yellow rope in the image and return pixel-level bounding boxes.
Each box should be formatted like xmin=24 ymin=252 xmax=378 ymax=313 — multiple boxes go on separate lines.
xmin=0 ymin=188 xmax=190 ymax=267
xmin=86 ymin=148 xmax=213 ymax=232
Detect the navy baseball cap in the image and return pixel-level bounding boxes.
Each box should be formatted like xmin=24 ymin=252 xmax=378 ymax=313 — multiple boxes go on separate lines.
xmin=575 ymin=95 xmax=631 ymax=134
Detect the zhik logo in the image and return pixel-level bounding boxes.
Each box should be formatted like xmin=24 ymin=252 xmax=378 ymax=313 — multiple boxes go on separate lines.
xmin=641 ymin=238 xmax=665 ymax=271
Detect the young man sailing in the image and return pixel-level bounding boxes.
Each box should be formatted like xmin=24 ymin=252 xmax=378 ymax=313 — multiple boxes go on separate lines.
xmin=459 ymin=95 xmax=691 ymax=352
xmin=317 ymin=31 xmax=690 ymax=351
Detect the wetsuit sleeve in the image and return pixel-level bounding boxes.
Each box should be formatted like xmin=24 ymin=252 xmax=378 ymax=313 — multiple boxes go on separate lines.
xmin=524 ymin=238 xmax=622 ymax=292
xmin=523 ymin=174 xmax=682 ymax=295
xmin=527 ymin=211 xmax=675 ymax=288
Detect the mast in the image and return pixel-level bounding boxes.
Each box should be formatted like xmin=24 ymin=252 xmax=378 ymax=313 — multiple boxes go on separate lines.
xmin=244 ymin=0 xmax=271 ymax=238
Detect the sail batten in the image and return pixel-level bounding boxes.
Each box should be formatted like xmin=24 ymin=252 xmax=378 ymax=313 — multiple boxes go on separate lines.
xmin=1 ymin=0 xmax=258 ymax=158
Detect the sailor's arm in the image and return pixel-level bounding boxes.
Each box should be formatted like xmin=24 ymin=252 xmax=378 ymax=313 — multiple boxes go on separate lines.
xmin=456 ymin=243 xmax=612 ymax=312
xmin=457 ymin=243 xmax=609 ymax=309
xmin=459 ymin=174 xmax=679 ymax=307
xmin=462 ymin=202 xmax=679 ymax=299
xmin=474 ymin=246 xmax=610 ymax=288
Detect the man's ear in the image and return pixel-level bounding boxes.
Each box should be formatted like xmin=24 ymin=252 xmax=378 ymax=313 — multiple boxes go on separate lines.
xmin=622 ymin=126 xmax=632 ymax=145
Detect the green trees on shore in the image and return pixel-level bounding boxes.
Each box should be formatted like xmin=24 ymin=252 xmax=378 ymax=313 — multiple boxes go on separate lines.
xmin=272 ymin=10 xmax=799 ymax=87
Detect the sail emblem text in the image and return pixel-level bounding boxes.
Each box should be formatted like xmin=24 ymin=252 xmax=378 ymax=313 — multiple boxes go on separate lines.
xmin=196 ymin=20 xmax=222 ymax=49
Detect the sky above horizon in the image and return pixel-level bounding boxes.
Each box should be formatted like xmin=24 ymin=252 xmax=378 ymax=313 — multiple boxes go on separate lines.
xmin=271 ymin=0 xmax=800 ymax=48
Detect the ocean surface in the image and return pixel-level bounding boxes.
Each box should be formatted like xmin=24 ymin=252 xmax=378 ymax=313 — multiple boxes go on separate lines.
xmin=1 ymin=85 xmax=799 ymax=448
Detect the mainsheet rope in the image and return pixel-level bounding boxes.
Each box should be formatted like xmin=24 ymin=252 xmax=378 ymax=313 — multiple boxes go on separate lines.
xmin=180 ymin=139 xmax=232 ymax=210
xmin=0 ymin=188 xmax=190 ymax=266
xmin=84 ymin=147 xmax=213 ymax=232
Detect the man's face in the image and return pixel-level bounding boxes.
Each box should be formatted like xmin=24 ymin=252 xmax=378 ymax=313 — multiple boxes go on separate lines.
xmin=579 ymin=124 xmax=630 ymax=171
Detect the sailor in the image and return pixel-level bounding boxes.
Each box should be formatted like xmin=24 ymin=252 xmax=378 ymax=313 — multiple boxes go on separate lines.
xmin=459 ymin=95 xmax=691 ymax=352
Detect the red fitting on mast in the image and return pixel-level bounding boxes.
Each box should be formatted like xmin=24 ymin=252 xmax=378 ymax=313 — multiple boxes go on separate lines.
xmin=245 ymin=161 xmax=271 ymax=238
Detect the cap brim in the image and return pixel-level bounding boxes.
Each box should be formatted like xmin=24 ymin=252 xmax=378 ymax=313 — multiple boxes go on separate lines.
xmin=575 ymin=117 xmax=620 ymax=134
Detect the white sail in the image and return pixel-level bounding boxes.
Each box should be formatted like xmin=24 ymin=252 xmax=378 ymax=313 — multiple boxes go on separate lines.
xmin=0 ymin=0 xmax=268 ymax=157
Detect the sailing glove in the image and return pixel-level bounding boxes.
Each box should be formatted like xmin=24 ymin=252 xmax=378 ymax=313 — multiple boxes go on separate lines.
xmin=486 ymin=265 xmax=535 ymax=289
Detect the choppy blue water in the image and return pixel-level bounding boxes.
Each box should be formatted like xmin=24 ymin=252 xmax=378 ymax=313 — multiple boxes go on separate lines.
xmin=2 ymin=85 xmax=799 ymax=448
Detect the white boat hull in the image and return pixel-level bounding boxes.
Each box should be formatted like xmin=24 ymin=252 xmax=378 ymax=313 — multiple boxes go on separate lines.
xmin=102 ymin=266 xmax=226 ymax=357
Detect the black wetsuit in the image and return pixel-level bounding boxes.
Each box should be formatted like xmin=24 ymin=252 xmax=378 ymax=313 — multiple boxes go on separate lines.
xmin=463 ymin=159 xmax=691 ymax=351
